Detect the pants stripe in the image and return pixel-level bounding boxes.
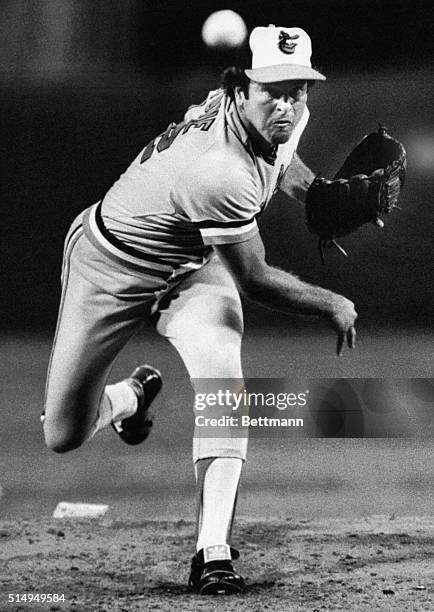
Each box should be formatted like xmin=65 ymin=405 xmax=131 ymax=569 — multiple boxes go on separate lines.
xmin=44 ymin=225 xmax=84 ymax=407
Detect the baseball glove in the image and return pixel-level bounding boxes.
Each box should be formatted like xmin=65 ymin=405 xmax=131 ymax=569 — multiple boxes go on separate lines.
xmin=305 ymin=125 xmax=407 ymax=263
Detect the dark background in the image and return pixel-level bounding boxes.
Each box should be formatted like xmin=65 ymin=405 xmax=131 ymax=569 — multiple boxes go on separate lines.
xmin=1 ymin=0 xmax=433 ymax=329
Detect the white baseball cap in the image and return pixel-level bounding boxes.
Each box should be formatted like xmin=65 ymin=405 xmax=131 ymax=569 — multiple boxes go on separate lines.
xmin=245 ymin=25 xmax=326 ymax=83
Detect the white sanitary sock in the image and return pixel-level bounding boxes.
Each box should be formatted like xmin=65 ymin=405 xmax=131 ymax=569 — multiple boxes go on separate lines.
xmin=196 ymin=457 xmax=242 ymax=553
xmin=86 ymin=381 xmax=137 ymax=440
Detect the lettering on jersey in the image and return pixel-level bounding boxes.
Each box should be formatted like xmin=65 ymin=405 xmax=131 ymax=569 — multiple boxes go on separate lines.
xmin=181 ymin=113 xmax=216 ymax=135
xmin=140 ymin=137 xmax=157 ymax=164
xmin=140 ymin=124 xmax=181 ymax=163
xmin=140 ymin=98 xmax=221 ymax=164
xmin=278 ymin=31 xmax=299 ymax=54
xmin=157 ymin=122 xmax=184 ymax=153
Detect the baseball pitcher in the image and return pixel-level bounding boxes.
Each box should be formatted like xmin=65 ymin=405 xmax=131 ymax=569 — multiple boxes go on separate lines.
xmin=43 ymin=25 xmax=405 ymax=595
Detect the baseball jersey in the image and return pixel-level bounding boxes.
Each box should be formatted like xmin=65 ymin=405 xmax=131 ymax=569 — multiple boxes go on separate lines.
xmin=83 ymin=89 xmax=309 ymax=283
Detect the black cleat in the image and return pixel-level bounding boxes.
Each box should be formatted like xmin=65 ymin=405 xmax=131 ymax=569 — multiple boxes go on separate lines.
xmin=188 ymin=546 xmax=245 ymax=595
xmin=112 ymin=365 xmax=162 ymax=445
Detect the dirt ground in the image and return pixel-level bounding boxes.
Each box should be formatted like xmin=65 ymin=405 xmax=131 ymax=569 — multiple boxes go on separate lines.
xmin=0 ymin=515 xmax=432 ymax=612
xmin=1 ymin=334 xmax=432 ymax=611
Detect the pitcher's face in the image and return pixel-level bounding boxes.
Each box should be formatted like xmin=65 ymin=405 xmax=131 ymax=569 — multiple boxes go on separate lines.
xmin=236 ymin=80 xmax=309 ymax=145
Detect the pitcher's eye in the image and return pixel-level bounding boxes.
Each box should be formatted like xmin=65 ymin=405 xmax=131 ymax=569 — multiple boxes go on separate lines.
xmin=263 ymin=86 xmax=282 ymax=99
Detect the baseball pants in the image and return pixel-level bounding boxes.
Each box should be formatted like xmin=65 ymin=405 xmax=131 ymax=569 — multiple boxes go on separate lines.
xmin=43 ymin=209 xmax=247 ymax=461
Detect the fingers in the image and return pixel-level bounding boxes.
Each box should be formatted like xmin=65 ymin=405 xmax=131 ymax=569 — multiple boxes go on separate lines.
xmin=336 ymin=326 xmax=356 ymax=356
xmin=336 ymin=334 xmax=344 ymax=356
xmin=347 ymin=326 xmax=356 ymax=349
xmin=330 ymin=297 xmax=357 ymax=356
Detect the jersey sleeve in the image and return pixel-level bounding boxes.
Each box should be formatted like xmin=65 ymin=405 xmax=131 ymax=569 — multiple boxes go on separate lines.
xmin=171 ymin=154 xmax=261 ymax=246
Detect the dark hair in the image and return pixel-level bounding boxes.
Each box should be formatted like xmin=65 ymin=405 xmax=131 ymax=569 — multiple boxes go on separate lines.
xmin=221 ymin=66 xmax=250 ymax=100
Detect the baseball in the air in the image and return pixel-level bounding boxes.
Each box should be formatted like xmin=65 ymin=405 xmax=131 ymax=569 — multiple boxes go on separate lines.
xmin=201 ymin=10 xmax=247 ymax=48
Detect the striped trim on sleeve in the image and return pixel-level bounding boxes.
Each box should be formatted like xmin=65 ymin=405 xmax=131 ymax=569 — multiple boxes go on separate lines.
xmin=199 ymin=218 xmax=258 ymax=245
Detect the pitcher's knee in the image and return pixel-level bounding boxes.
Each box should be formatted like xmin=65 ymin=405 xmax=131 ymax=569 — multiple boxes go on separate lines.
xmin=43 ymin=387 xmax=97 ymax=452
xmin=43 ymin=422 xmax=88 ymax=453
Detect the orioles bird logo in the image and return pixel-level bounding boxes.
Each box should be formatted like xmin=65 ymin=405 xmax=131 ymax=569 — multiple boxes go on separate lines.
xmin=278 ymin=31 xmax=299 ymax=54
